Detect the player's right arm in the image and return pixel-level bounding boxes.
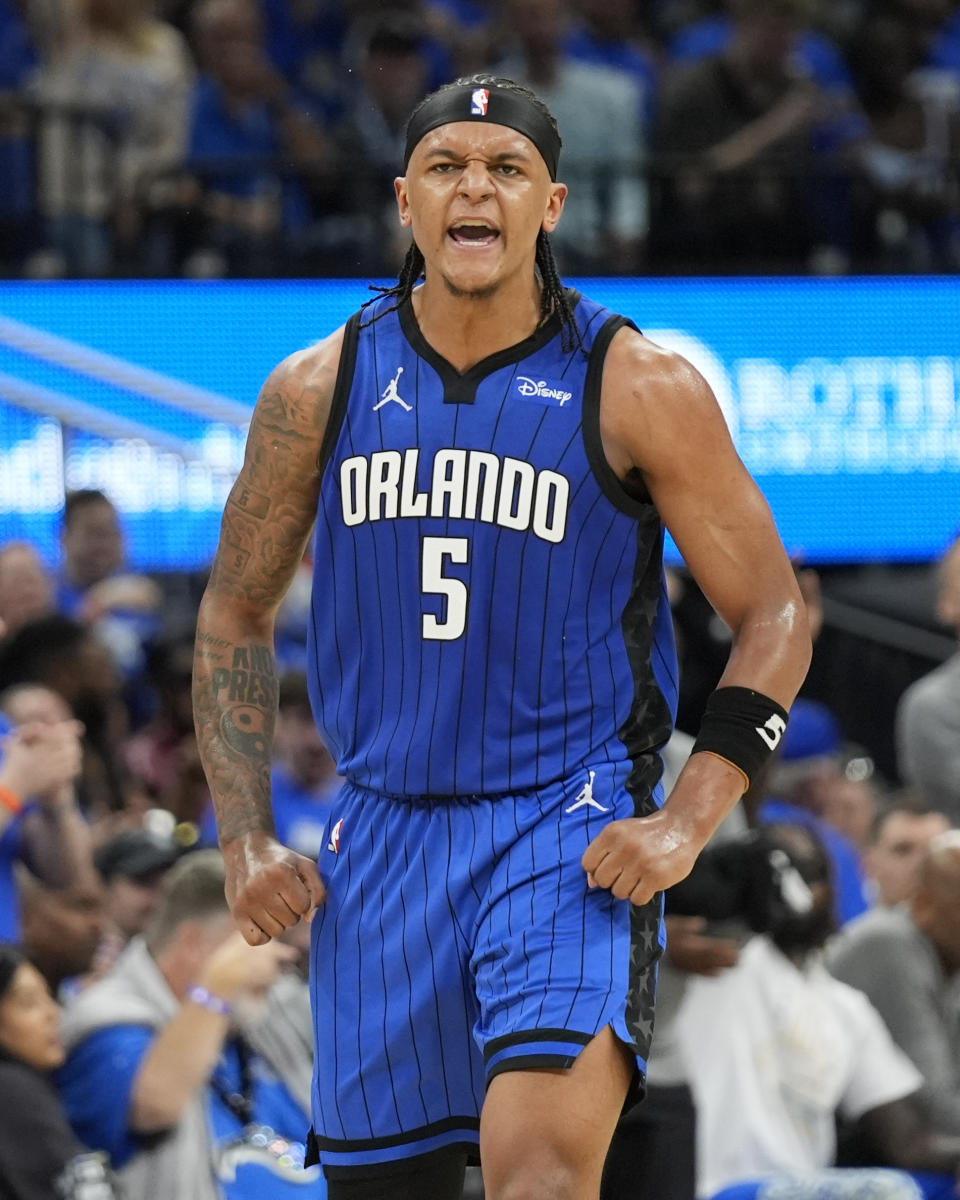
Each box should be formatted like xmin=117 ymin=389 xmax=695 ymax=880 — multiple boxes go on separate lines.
xmin=193 ymin=328 xmax=343 ymax=945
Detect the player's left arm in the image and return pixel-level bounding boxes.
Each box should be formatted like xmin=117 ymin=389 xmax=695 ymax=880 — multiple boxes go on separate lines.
xmin=582 ymin=328 xmax=812 ymax=904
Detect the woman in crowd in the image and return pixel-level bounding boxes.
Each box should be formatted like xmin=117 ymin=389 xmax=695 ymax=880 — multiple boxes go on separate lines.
xmin=0 ymin=944 xmax=119 ymax=1200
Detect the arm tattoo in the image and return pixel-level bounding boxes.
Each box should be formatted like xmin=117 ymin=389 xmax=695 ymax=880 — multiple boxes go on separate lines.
xmin=193 ymin=345 xmax=337 ymax=846
xmin=193 ymin=641 xmax=279 ymax=843
xmin=197 ymin=632 xmax=231 ymax=650
xmin=235 ymin=486 xmax=271 ymax=520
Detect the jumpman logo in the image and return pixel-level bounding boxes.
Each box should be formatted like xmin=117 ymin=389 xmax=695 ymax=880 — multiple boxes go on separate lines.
xmin=565 ymin=770 xmax=609 ymax=814
xmin=373 ymin=366 xmax=412 ymax=412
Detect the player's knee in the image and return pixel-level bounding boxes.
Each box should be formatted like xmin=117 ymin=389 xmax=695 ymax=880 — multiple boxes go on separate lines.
xmin=484 ymin=1156 xmax=586 ymax=1200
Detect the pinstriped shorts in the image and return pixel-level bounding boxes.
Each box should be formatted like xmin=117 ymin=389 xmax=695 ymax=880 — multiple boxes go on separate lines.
xmin=307 ymin=760 xmax=664 ymax=1179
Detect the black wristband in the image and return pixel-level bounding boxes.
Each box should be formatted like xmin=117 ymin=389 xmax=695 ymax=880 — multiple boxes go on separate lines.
xmin=691 ymin=686 xmax=789 ymax=788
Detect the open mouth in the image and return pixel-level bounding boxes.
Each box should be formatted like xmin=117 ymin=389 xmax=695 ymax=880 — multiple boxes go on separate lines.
xmin=448 ymin=222 xmax=500 ymax=247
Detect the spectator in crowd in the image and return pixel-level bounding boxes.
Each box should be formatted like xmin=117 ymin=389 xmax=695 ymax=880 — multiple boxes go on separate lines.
xmin=0 ymin=683 xmax=91 ymax=943
xmin=0 ymin=0 xmax=40 ymax=273
xmin=0 ymin=944 xmax=121 ymax=1200
xmin=0 ymin=541 xmax=55 ymax=636
xmin=269 ymin=671 xmax=340 ymax=860
xmin=492 ymin=0 xmax=648 ymax=273
xmin=666 ymin=0 xmax=855 ymax=91
xmin=17 ymin=871 xmax=106 ymax=996
xmin=124 ymin=632 xmax=207 ymax=821
xmin=885 ymin=0 xmax=960 ymax=66
xmin=674 ymin=822 xmax=960 ymax=1200
xmin=335 ymin=10 xmax=434 ymax=273
xmin=257 ymin=0 xmax=344 ymax=105
xmin=347 ymin=0 xmax=459 ymax=90
xmin=0 ymin=683 xmax=94 ymax=880
xmin=564 ymin=0 xmax=660 ymax=135
xmin=847 ymin=10 xmax=960 ymax=271
xmin=827 ymin=830 xmax=960 ymax=1138
xmin=57 ymin=490 xmax=162 ymax=684
xmin=57 ymin=490 xmax=124 ymax=614
xmin=257 ymin=0 xmax=455 ymax=120
xmin=0 ymin=680 xmax=104 ymax=993
xmin=89 ymin=828 xmax=182 ymax=982
xmin=652 ymin=0 xmax=727 ymax=42
xmin=32 ymin=0 xmax=194 ymax=276
xmin=862 ymin=800 xmax=952 ymax=908
xmin=757 ymin=700 xmax=871 ymax=924
xmin=183 ymin=0 xmax=332 ymax=278
xmin=428 ymin=0 xmax=503 ymax=74
xmin=56 ymin=850 xmax=321 ymax=1200
xmin=928 ymin=1 xmax=960 ymax=74
xmin=816 ymin=750 xmax=880 ymax=854
xmin=896 ymin=532 xmax=960 ymax=824
xmin=652 ymin=0 xmax=862 ymax=272
xmin=0 ymin=615 xmax=133 ymax=815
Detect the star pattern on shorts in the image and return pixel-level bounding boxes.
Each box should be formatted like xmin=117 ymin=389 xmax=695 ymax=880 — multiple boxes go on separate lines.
xmin=625 ymin=896 xmax=664 ymax=1052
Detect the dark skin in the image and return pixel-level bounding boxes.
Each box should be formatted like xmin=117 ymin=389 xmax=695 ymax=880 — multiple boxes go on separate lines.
xmin=858 ymin=1099 xmax=960 ymax=1181
xmin=194 ymin=119 xmax=811 ymax=1200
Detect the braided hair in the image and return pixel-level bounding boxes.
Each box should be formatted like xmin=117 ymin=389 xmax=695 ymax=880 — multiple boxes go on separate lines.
xmin=361 ymin=75 xmax=583 ymax=355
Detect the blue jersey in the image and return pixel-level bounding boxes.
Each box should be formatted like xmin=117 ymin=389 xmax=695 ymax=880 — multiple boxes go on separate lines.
xmin=307 ymin=289 xmax=678 ymax=800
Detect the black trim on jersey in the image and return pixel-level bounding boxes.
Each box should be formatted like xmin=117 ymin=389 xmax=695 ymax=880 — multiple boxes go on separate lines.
xmin=309 ymin=1115 xmax=481 ymax=1153
xmin=617 ymin=523 xmax=675 ymax=808
xmin=487 ymin=1053 xmax=580 ymax=1080
xmin=483 ymin=1027 xmax=593 ymax=1061
xmin=321 ymin=1144 xmax=479 ymax=1182
xmin=317 ymin=311 xmax=362 ymax=475
xmin=396 ymin=291 xmax=578 ymax=406
xmin=582 ymin=315 xmax=653 ymax=516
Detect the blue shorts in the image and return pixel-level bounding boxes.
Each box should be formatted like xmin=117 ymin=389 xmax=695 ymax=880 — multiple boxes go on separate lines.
xmin=307 ymin=760 xmax=664 ymax=1178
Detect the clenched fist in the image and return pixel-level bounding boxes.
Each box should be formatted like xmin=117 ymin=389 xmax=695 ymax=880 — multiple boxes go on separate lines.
xmin=582 ymin=810 xmax=700 ymax=906
xmin=222 ymin=830 xmax=326 ymax=945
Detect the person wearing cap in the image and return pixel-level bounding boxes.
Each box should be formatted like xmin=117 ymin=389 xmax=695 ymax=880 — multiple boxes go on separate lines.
xmin=89 ymin=830 xmax=183 ymax=982
xmin=757 ymin=699 xmax=872 ymax=926
xmin=193 ymin=73 xmax=811 ymax=1198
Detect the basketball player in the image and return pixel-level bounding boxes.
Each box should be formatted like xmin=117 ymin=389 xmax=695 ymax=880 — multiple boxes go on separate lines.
xmin=193 ymin=76 xmax=812 ymax=1200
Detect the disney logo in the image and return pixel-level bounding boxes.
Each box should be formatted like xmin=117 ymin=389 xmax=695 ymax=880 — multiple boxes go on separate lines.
xmin=516 ymin=377 xmax=573 ymax=405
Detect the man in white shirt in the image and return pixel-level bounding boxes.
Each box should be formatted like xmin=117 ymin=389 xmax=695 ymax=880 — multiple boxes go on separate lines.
xmin=674 ymin=823 xmax=960 ymax=1200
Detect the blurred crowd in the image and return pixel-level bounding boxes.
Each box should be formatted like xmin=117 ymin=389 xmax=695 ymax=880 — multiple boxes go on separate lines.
xmin=0 ymin=491 xmax=337 ymax=1198
xmin=0 ymin=494 xmax=958 ymax=1198
xmin=0 ymin=0 xmax=958 ymax=279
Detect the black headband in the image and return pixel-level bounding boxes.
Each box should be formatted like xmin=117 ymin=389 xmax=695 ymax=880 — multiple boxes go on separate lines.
xmin=404 ymin=83 xmax=561 ymax=180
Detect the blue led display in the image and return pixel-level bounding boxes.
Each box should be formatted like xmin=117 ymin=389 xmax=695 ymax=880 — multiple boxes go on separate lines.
xmin=0 ymin=277 xmax=957 ymax=569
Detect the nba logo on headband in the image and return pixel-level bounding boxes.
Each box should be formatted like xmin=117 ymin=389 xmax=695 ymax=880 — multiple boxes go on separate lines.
xmin=404 ymin=80 xmax=561 ymax=179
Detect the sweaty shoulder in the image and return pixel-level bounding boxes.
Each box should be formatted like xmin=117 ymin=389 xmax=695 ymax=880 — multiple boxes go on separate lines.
xmin=599 ymin=324 xmax=727 ymax=484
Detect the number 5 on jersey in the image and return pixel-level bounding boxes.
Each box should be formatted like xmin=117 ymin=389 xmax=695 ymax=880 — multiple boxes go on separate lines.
xmin=422 ymin=536 xmax=469 ymax=640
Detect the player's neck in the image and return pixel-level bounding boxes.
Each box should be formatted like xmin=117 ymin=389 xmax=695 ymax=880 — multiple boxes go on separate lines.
xmin=413 ymin=273 xmax=545 ymax=374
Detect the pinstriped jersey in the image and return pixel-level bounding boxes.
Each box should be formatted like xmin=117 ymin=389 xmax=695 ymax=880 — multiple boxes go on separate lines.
xmin=306 ymin=289 xmax=678 ymax=799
